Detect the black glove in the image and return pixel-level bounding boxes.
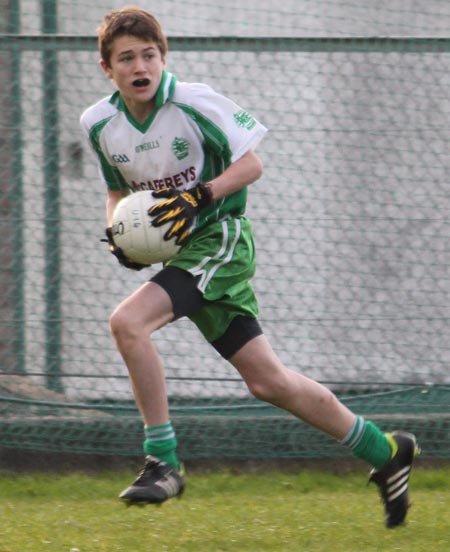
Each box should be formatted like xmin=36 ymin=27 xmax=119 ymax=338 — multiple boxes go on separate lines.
xmin=149 ymin=183 xmax=213 ymax=245
xmin=101 ymin=227 xmax=149 ymax=271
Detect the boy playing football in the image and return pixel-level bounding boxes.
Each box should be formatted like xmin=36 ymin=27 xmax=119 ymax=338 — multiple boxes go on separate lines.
xmin=80 ymin=6 xmax=419 ymax=527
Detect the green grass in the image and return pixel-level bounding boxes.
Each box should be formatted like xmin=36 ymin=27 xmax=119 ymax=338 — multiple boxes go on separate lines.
xmin=0 ymin=466 xmax=449 ymax=552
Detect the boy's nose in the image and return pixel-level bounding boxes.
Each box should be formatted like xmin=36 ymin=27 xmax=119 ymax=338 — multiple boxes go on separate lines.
xmin=133 ymin=57 xmax=146 ymax=72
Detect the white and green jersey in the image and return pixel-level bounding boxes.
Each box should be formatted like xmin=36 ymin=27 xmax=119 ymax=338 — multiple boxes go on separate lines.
xmin=80 ymin=70 xmax=267 ymax=232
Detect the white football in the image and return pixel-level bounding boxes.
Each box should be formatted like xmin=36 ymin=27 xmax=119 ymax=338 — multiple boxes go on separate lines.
xmin=111 ymin=191 xmax=181 ymax=265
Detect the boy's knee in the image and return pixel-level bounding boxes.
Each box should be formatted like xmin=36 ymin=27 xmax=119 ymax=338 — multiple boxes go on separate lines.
xmin=109 ymin=305 xmax=136 ymax=342
xmin=246 ymin=377 xmax=287 ymax=403
xmin=246 ymin=380 xmax=268 ymax=401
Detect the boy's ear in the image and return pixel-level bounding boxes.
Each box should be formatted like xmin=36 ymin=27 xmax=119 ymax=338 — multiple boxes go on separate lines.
xmin=100 ymin=59 xmax=113 ymax=79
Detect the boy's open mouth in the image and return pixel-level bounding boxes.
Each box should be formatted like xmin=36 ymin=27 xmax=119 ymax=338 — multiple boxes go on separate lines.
xmin=133 ymin=78 xmax=150 ymax=87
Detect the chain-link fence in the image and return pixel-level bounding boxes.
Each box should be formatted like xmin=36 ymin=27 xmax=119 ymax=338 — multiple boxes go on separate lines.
xmin=1 ymin=1 xmax=449 ymax=460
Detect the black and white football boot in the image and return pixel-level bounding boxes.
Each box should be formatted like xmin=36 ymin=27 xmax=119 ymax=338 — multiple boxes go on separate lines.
xmin=369 ymin=431 xmax=420 ymax=528
xmin=119 ymin=455 xmax=185 ymax=506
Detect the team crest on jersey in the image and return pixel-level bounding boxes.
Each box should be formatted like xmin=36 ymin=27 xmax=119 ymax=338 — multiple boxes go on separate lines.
xmin=171 ymin=137 xmax=190 ymax=160
xmin=233 ymin=110 xmax=256 ymax=130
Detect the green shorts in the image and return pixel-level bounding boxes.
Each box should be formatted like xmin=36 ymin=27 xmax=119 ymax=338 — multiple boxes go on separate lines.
xmin=167 ymin=216 xmax=259 ymax=342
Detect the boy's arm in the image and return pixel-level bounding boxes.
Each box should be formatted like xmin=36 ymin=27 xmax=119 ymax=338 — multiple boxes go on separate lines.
xmin=106 ymin=189 xmax=127 ymax=226
xmin=206 ymin=149 xmax=263 ymax=201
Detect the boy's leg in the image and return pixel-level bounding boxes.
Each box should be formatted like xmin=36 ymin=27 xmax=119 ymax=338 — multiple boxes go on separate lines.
xmin=228 ymin=333 xmax=357 ymax=439
xmin=226 ymin=331 xmax=419 ymax=528
xmin=112 ymin=267 xmax=204 ymax=505
xmin=109 ymin=280 xmax=175 ymax=428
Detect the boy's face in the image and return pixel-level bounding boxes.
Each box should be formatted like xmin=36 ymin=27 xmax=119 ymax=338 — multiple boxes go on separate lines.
xmin=100 ymin=35 xmax=166 ymax=114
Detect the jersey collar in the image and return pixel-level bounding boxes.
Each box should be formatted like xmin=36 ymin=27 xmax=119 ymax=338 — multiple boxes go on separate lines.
xmin=110 ymin=70 xmax=177 ymax=132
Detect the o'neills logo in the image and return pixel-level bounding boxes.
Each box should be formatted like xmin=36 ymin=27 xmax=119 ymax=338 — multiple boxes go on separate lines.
xmin=135 ymin=140 xmax=160 ymax=153
xmin=131 ymin=166 xmax=196 ymax=191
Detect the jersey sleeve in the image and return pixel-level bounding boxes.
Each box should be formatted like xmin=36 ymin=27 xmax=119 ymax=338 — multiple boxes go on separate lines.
xmin=80 ymin=100 xmax=128 ymax=192
xmin=174 ymin=83 xmax=268 ymax=163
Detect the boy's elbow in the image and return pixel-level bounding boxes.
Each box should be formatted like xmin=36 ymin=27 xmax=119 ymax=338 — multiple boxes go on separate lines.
xmin=252 ymin=153 xmax=264 ymax=180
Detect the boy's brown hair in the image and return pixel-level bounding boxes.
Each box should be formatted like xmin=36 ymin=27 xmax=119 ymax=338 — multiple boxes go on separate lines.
xmin=97 ymin=6 xmax=168 ymax=67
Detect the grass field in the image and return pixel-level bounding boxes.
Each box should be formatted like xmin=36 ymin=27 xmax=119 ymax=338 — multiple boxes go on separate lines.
xmin=0 ymin=465 xmax=449 ymax=552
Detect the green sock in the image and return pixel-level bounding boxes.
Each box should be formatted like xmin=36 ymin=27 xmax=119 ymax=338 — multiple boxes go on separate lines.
xmin=341 ymin=417 xmax=392 ymax=470
xmin=143 ymin=422 xmax=179 ymax=470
